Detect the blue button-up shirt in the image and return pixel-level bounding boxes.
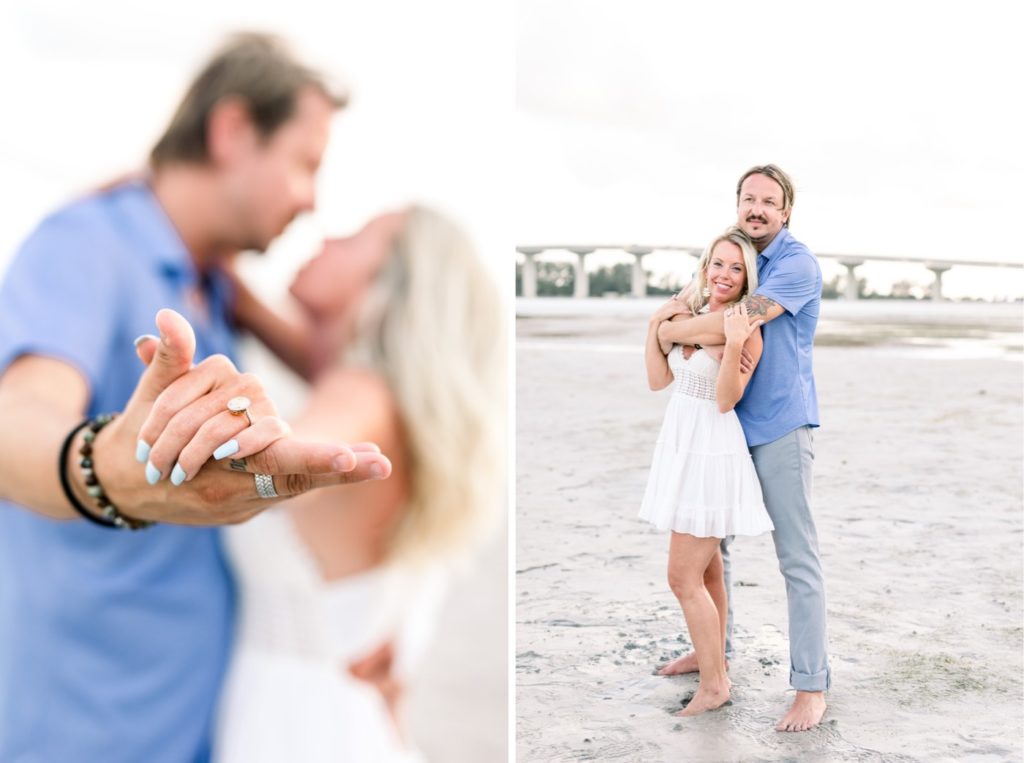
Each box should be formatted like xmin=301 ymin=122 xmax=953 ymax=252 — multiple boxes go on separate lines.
xmin=735 ymin=226 xmax=821 ymax=447
xmin=0 ymin=181 xmax=237 ymax=763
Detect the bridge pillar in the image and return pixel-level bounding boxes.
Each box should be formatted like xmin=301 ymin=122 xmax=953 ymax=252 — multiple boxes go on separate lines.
xmin=568 ymin=247 xmax=594 ymax=299
xmin=626 ymin=246 xmax=653 ymax=298
xmin=837 ymin=258 xmax=865 ymax=300
xmin=926 ymin=262 xmax=952 ymax=301
xmin=516 ymin=247 xmax=543 ymax=298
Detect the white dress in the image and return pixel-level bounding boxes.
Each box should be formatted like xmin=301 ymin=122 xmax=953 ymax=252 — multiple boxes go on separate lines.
xmin=638 ymin=346 xmax=774 ymax=538
xmin=213 ymin=509 xmax=446 ymax=763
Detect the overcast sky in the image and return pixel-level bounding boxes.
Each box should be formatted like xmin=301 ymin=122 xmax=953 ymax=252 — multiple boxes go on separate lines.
xmin=0 ymin=0 xmax=513 ymax=301
xmin=516 ymin=0 xmax=1022 ymax=299
xmin=1 ymin=2 xmax=1019 ymax=301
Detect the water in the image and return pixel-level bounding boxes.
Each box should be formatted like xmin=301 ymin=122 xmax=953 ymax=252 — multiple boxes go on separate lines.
xmin=517 ymin=299 xmax=1024 ymax=361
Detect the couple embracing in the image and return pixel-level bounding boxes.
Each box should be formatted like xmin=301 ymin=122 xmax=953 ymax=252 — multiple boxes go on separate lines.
xmin=640 ymin=165 xmax=830 ymax=732
xmin=0 ymin=34 xmax=499 ymax=762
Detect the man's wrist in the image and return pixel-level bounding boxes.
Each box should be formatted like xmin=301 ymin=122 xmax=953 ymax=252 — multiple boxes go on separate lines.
xmin=61 ymin=415 xmax=154 ymax=530
xmin=65 ymin=429 xmax=95 ymax=508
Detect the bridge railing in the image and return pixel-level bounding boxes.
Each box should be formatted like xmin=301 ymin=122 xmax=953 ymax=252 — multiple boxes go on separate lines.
xmin=515 ymin=246 xmax=1023 ymax=300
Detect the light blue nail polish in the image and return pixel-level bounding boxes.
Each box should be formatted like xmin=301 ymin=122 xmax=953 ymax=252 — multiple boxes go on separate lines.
xmin=136 ymin=440 xmax=151 ymax=463
xmin=145 ymin=461 xmax=161 ymax=485
xmin=170 ymin=463 xmax=187 ymax=486
xmin=213 ymin=439 xmax=239 ymax=460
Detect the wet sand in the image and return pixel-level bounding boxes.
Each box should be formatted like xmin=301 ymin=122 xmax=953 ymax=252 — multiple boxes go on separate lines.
xmin=516 ymin=300 xmax=1023 ymax=762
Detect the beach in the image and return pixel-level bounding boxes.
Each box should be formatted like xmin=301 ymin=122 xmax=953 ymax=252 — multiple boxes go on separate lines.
xmin=516 ymin=299 xmax=1023 ymax=762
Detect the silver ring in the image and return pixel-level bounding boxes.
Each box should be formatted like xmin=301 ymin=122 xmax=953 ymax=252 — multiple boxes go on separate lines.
xmin=254 ymin=473 xmax=278 ymax=499
xmin=227 ymin=396 xmax=254 ymax=426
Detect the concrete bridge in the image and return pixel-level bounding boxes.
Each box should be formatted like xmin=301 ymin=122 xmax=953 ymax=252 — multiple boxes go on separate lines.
xmin=515 ymin=245 xmax=1023 ymax=301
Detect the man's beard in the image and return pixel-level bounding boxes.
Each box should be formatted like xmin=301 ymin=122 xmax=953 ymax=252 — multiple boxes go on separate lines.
xmin=744 ymin=217 xmax=773 ymax=248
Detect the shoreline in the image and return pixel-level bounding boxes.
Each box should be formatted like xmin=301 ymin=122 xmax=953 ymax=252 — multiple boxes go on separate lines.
xmin=517 ymin=299 xmax=1023 ymax=361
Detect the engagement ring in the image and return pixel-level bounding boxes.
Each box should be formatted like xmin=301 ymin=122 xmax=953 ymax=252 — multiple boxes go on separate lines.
xmin=227 ymin=396 xmax=254 ymax=425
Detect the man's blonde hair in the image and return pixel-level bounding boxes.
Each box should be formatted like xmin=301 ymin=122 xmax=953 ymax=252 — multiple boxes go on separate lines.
xmin=735 ymin=164 xmax=796 ymax=228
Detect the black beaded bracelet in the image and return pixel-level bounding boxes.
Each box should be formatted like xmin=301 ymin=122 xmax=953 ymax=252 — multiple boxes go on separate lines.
xmin=58 ymin=415 xmax=153 ymax=531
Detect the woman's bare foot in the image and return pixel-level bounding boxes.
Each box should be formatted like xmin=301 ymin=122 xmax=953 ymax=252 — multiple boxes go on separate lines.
xmin=657 ymin=651 xmax=729 ymax=676
xmin=658 ymin=651 xmax=698 ymax=675
xmin=775 ymin=691 xmax=827 ymax=732
xmin=676 ymin=682 xmax=731 ymax=717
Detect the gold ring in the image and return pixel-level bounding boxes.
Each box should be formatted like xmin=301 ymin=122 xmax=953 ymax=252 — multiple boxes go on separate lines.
xmin=227 ymin=396 xmax=254 ymax=426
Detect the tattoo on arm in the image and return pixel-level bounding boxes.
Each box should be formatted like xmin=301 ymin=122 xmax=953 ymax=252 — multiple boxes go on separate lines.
xmin=741 ymin=294 xmax=778 ymax=318
xmin=229 ymin=458 xmax=248 ymax=472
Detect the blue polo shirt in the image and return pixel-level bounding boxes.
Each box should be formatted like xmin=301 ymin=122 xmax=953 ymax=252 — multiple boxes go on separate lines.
xmin=0 ymin=181 xmax=237 ymax=762
xmin=735 ymin=226 xmax=821 ymax=447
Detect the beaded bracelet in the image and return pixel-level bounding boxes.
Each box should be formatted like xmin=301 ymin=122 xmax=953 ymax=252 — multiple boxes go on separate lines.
xmin=58 ymin=414 xmax=154 ymax=531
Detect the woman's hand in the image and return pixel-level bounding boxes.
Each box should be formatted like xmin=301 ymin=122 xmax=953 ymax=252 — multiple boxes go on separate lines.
xmin=724 ymin=303 xmax=758 ymax=347
xmin=135 ymin=353 xmax=299 ymax=487
xmin=92 ymin=309 xmax=391 ymax=527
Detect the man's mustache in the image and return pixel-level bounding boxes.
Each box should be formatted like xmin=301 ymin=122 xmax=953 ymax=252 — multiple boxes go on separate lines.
xmin=746 ymin=215 xmax=768 ymax=224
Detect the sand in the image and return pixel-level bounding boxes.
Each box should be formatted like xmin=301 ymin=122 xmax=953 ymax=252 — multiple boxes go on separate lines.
xmin=516 ymin=299 xmax=1023 ymax=763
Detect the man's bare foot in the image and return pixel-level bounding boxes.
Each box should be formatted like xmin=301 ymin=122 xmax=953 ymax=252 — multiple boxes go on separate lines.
xmin=657 ymin=652 xmax=729 ymax=676
xmin=676 ymin=682 xmax=731 ymax=717
xmin=775 ymin=691 xmax=827 ymax=732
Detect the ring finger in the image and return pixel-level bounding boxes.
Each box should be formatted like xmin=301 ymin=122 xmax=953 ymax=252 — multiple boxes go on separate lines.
xmin=145 ymin=388 xmax=272 ymax=483
xmin=171 ymin=411 xmax=290 ymax=485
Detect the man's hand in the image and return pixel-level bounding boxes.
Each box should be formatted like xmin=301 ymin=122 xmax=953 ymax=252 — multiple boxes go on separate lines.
xmin=701 ymin=344 xmax=756 ymax=374
xmin=90 ymin=309 xmax=391 ymax=526
xmin=348 ymin=640 xmax=404 ymax=728
xmin=651 ymin=295 xmax=692 ymax=356
xmin=739 ymin=347 xmax=755 ymax=374
xmin=651 ymin=295 xmax=691 ymax=324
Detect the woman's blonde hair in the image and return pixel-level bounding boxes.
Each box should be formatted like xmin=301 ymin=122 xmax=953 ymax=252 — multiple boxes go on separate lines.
xmin=341 ymin=206 xmax=505 ymax=564
xmin=685 ymin=227 xmax=759 ymax=314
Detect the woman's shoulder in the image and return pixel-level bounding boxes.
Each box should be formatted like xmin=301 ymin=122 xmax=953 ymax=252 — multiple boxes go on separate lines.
xmin=314 ymin=366 xmax=392 ymax=401
xmin=295 ymin=367 xmax=399 ymax=443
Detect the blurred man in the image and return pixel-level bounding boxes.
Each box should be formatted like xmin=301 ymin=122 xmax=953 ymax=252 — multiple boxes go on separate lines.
xmin=0 ymin=34 xmax=389 ymax=761
xmin=657 ymin=164 xmax=829 ymax=732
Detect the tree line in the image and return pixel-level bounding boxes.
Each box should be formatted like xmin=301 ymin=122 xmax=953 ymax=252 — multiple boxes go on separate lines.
xmin=515 ymin=262 xmax=938 ymax=300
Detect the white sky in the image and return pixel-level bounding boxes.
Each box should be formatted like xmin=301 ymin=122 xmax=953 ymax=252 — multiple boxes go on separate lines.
xmin=1 ymin=2 xmax=1020 ymax=302
xmin=0 ymin=0 xmax=514 ymax=302
xmin=516 ymin=0 xmax=1024 ymax=300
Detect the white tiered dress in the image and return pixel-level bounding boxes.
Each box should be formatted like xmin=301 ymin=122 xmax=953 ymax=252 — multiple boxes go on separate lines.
xmin=213 ymin=509 xmax=446 ymax=763
xmin=638 ymin=345 xmax=774 ymax=538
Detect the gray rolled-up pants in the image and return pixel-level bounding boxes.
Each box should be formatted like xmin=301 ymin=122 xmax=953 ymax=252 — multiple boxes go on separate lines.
xmin=720 ymin=425 xmax=831 ymax=692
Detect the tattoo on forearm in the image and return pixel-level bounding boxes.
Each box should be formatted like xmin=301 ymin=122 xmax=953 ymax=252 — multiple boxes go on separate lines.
xmin=742 ymin=294 xmax=777 ymax=318
xmin=229 ymin=458 xmax=248 ymax=472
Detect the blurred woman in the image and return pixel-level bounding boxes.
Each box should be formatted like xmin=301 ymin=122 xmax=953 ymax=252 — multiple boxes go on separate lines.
xmin=213 ymin=207 xmax=504 ymax=762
